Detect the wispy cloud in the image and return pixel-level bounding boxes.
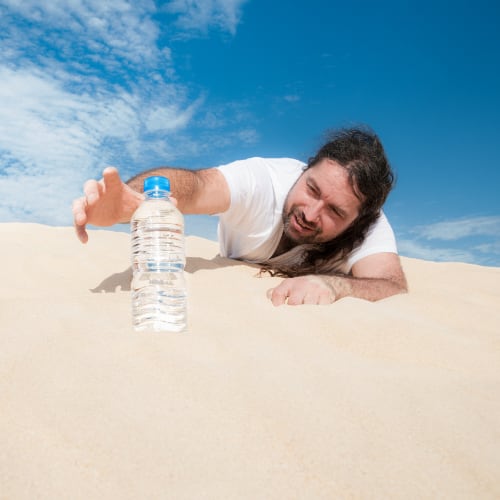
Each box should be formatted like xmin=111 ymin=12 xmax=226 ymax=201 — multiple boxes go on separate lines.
xmin=165 ymin=0 xmax=249 ymax=36
xmin=0 ymin=66 xmax=138 ymax=172
xmin=398 ymin=215 xmax=500 ymax=266
xmin=1 ymin=0 xmax=164 ymax=70
xmin=146 ymin=98 xmax=205 ymax=133
xmin=474 ymin=241 xmax=500 ymax=256
xmin=413 ymin=216 xmax=500 ymax=241
xmin=397 ymin=239 xmax=477 ymax=264
xmin=0 ymin=0 xmax=253 ymax=227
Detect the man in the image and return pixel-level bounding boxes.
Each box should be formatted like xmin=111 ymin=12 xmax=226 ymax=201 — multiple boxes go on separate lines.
xmin=72 ymin=127 xmax=407 ymax=306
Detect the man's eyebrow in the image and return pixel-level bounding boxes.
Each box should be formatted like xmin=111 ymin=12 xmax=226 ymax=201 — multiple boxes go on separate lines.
xmin=308 ymin=176 xmax=348 ymax=218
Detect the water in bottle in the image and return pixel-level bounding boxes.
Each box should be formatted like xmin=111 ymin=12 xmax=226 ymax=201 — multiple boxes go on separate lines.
xmin=131 ymin=176 xmax=187 ymax=332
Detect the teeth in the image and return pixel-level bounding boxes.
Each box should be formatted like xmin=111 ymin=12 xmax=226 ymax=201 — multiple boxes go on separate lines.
xmin=296 ymin=214 xmax=311 ymax=230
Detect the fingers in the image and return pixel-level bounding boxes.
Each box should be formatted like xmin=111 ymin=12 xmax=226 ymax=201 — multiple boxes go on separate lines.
xmin=267 ymin=283 xmax=289 ymax=306
xmin=72 ymin=197 xmax=89 ymax=244
xmin=83 ymin=168 xmax=120 ymax=203
xmin=267 ymin=284 xmax=304 ymax=306
xmin=73 ymin=167 xmax=116 ymax=244
xmin=83 ymin=179 xmax=102 ymax=204
xmin=267 ymin=277 xmax=335 ymax=306
xmin=75 ymin=224 xmax=89 ymax=244
xmin=102 ymin=166 xmax=122 ymax=190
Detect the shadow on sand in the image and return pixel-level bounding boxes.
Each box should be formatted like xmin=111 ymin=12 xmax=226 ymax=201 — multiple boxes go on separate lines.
xmin=90 ymin=255 xmax=253 ymax=293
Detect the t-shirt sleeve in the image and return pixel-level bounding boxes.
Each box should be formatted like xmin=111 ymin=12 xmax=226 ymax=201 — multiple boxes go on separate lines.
xmin=216 ymin=158 xmax=275 ymax=226
xmin=345 ymin=211 xmax=398 ymax=271
xmin=216 ymin=158 xmax=278 ymax=258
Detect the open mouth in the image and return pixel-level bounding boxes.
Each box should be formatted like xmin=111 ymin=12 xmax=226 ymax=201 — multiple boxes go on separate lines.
xmin=292 ymin=212 xmax=316 ymax=233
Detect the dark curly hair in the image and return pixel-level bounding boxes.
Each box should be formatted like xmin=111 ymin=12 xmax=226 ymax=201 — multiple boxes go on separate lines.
xmin=261 ymin=126 xmax=395 ymax=277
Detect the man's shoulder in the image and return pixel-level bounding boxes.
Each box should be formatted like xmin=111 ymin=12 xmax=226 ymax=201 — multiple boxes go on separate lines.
xmin=216 ymin=157 xmax=305 ymax=191
xmin=217 ymin=157 xmax=305 ymax=170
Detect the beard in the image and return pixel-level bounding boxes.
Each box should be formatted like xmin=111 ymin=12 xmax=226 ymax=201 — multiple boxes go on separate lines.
xmin=282 ymin=205 xmax=322 ymax=244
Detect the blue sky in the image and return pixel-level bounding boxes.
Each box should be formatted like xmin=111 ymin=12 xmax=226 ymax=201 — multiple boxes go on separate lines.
xmin=1 ymin=0 xmax=499 ymax=266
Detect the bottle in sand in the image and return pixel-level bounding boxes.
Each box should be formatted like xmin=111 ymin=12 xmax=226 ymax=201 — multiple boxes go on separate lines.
xmin=131 ymin=176 xmax=187 ymax=332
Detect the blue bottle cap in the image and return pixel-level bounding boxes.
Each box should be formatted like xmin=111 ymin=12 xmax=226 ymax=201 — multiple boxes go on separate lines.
xmin=143 ymin=176 xmax=170 ymax=193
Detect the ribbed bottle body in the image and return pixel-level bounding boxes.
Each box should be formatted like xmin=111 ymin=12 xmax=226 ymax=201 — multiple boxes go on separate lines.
xmin=131 ymin=198 xmax=187 ymax=332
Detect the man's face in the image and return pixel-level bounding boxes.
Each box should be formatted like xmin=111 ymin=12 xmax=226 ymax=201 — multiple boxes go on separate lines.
xmin=282 ymin=158 xmax=362 ymax=244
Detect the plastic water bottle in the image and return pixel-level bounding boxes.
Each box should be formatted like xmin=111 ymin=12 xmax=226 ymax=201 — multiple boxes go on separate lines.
xmin=131 ymin=176 xmax=187 ymax=332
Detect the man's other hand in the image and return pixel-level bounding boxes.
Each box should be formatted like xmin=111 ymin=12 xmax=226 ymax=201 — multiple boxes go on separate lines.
xmin=267 ymin=276 xmax=336 ymax=306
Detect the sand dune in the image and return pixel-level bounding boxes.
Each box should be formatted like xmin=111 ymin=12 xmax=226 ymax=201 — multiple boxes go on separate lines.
xmin=1 ymin=223 xmax=499 ymax=499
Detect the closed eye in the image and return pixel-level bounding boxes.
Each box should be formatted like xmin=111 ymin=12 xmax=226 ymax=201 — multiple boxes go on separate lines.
xmin=307 ymin=181 xmax=320 ymax=198
xmin=329 ymin=206 xmax=345 ymax=219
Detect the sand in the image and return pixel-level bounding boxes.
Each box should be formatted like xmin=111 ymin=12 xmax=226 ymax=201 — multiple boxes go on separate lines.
xmin=1 ymin=222 xmax=499 ymax=499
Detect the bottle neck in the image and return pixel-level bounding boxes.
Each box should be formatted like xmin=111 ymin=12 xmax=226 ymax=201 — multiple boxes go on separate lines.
xmin=144 ymin=189 xmax=170 ymax=200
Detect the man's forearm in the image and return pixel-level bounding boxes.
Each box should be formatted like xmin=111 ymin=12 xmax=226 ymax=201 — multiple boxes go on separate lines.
xmin=126 ymin=167 xmax=229 ymax=215
xmin=127 ymin=167 xmax=198 ymax=212
xmin=323 ymin=274 xmax=408 ymax=302
xmin=267 ymin=272 xmax=408 ymax=306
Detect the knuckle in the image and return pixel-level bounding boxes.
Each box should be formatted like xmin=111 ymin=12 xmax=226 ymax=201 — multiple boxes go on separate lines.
xmin=287 ymin=294 xmax=302 ymax=306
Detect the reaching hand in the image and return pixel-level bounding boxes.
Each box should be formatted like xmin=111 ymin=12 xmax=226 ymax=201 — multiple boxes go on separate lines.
xmin=72 ymin=167 xmax=144 ymax=243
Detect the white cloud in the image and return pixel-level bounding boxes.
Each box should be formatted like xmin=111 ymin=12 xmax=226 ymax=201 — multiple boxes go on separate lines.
xmin=236 ymin=128 xmax=259 ymax=144
xmin=396 ymin=215 xmax=500 ymax=266
xmin=413 ymin=216 xmax=500 ymax=241
xmin=0 ymin=0 xmax=254 ymax=229
xmin=146 ymin=98 xmax=204 ymax=132
xmin=1 ymin=0 xmax=162 ymax=68
xmin=0 ymin=66 xmax=143 ymax=225
xmin=0 ymin=63 xmax=211 ymax=225
xmin=0 ymin=67 xmax=135 ymax=170
xmin=473 ymin=241 xmax=500 ymax=256
xmin=397 ymin=239 xmax=476 ymax=264
xmin=165 ymin=0 xmax=248 ymax=35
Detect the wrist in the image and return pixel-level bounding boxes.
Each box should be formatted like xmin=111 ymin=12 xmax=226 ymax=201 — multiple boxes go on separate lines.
xmin=119 ymin=191 xmax=144 ymax=224
xmin=323 ymin=275 xmax=353 ymax=300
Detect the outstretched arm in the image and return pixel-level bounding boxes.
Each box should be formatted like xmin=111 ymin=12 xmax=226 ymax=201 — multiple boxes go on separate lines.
xmin=267 ymin=252 xmax=407 ymax=305
xmin=126 ymin=167 xmax=229 ymax=215
xmin=72 ymin=166 xmax=229 ymax=243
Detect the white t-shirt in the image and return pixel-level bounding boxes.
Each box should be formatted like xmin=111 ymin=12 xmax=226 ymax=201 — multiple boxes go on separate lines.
xmin=217 ymin=157 xmax=397 ymax=274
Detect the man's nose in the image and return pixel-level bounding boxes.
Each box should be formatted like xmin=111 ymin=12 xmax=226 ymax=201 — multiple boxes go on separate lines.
xmin=304 ymin=200 xmax=323 ymax=223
